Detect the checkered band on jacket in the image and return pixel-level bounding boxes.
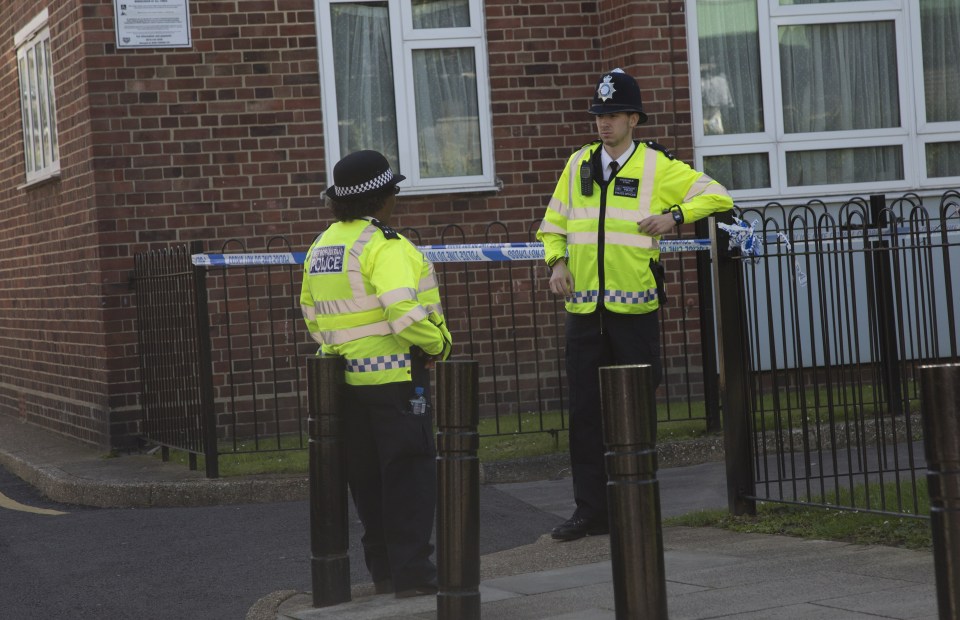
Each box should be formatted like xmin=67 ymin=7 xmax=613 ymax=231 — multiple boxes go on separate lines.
xmin=568 ymin=289 xmax=657 ymax=305
xmin=605 ymin=289 xmax=657 ymax=305
xmin=345 ymin=354 xmax=411 ymax=373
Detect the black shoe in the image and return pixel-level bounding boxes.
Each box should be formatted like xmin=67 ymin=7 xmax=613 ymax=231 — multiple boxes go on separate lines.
xmin=550 ymin=514 xmax=609 ymax=541
xmin=395 ymin=583 xmax=438 ymax=599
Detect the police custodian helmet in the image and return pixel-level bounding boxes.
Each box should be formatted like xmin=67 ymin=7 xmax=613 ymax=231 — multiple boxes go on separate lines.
xmin=588 ymin=68 xmax=647 ymax=124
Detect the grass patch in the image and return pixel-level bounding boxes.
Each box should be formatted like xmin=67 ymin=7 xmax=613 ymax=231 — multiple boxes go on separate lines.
xmin=156 ymin=435 xmax=310 ymax=477
xmin=154 ymin=408 xmax=719 ymax=477
xmin=477 ymin=408 xmax=716 ymax=462
xmin=666 ymin=477 xmax=932 ymax=551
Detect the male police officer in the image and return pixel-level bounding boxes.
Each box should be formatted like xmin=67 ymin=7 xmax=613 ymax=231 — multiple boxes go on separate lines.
xmin=537 ymin=69 xmax=733 ymax=541
xmin=301 ymin=150 xmax=452 ymax=595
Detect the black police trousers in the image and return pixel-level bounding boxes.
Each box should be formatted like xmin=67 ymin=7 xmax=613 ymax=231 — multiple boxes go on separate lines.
xmin=565 ymin=308 xmax=663 ymax=522
xmin=342 ymin=379 xmax=437 ymax=591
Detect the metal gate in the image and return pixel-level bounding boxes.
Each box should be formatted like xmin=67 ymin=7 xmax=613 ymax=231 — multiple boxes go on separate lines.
xmin=718 ymin=191 xmax=960 ymax=518
xmin=133 ymin=241 xmax=218 ymax=477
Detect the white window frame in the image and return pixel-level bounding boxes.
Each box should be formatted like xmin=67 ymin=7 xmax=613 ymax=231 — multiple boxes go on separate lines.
xmin=688 ymin=0 xmax=958 ymax=202
xmin=15 ymin=9 xmax=60 ymax=186
xmin=314 ymin=0 xmax=496 ymax=196
xmin=908 ymin=2 xmax=960 ymax=188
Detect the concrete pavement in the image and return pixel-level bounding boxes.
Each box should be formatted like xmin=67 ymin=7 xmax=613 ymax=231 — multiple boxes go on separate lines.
xmin=0 ymin=414 xmax=939 ymax=619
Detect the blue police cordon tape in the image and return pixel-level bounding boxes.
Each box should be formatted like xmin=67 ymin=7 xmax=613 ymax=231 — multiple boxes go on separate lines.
xmin=190 ymin=239 xmax=714 ymax=267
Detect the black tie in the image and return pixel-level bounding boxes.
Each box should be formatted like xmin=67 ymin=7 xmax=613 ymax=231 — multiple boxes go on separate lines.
xmin=609 ymin=161 xmax=619 ymax=180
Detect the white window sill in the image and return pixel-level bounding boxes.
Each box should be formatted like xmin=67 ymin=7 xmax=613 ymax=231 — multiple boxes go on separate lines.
xmin=18 ymin=169 xmax=61 ymax=190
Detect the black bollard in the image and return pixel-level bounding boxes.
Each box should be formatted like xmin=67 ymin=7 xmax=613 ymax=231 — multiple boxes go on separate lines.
xmin=435 ymin=360 xmax=481 ymax=620
xmin=919 ymin=363 xmax=960 ymax=620
xmin=307 ymin=355 xmax=351 ymax=608
xmin=600 ymin=364 xmax=668 ymax=620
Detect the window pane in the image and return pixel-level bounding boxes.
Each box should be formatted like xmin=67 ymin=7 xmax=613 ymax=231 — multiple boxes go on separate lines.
xmin=43 ymin=39 xmax=58 ymax=160
xmin=780 ymin=21 xmax=899 ymax=133
xmin=780 ymin=0 xmax=873 ymax=4
xmin=27 ymin=47 xmax=41 ymax=172
xmin=35 ymin=43 xmax=50 ymax=168
xmin=329 ymin=2 xmax=401 ymax=171
xmin=920 ymin=0 xmax=960 ymax=123
xmin=786 ymin=146 xmax=903 ymax=186
xmin=18 ymin=55 xmax=33 ymax=173
xmin=412 ymin=47 xmax=481 ymax=178
xmin=704 ymin=153 xmax=770 ymax=190
xmin=696 ymin=0 xmax=763 ymax=135
xmin=412 ymin=0 xmax=470 ymax=29
xmin=926 ymin=142 xmax=960 ymax=178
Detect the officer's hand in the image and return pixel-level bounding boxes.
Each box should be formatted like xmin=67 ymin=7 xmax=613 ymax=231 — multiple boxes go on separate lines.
xmin=423 ymin=337 xmax=451 ymax=369
xmin=638 ymin=214 xmax=677 ymax=237
xmin=548 ymin=261 xmax=574 ymax=299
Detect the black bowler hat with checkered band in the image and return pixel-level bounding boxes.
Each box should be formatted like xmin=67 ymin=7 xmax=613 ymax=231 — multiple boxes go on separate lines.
xmin=324 ymin=150 xmax=406 ymax=202
xmin=588 ymin=68 xmax=648 ymax=123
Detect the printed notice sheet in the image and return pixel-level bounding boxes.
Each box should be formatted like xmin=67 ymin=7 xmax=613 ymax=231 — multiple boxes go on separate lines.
xmin=115 ymin=0 xmax=191 ymax=49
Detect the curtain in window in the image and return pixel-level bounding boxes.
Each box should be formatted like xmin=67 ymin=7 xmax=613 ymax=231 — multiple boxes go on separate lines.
xmin=922 ymin=0 xmax=960 ymax=178
xmin=780 ymin=21 xmax=903 ymax=185
xmin=329 ymin=2 xmax=400 ymax=171
xmin=412 ymin=46 xmax=481 ymax=178
xmin=696 ymin=0 xmax=768 ymax=189
xmin=412 ymin=0 xmax=470 ymax=29
xmin=696 ymin=0 xmax=763 ymax=137
xmin=779 ymin=0 xmax=873 ymax=4
xmin=411 ymin=1 xmax=480 ymax=178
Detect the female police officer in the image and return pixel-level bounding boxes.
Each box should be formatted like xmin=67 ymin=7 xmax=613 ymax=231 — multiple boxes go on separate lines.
xmin=300 ymin=150 xmax=452 ymax=596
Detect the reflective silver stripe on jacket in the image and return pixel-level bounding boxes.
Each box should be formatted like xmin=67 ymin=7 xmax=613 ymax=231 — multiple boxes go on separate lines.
xmin=418 ymin=267 xmax=439 ymax=293
xmin=567 ymin=231 xmax=656 ymax=250
xmin=637 ymin=147 xmax=658 ymax=212
xmin=684 ymin=174 xmax=731 ymax=201
xmin=318 ymin=320 xmax=392 ymax=345
xmin=380 ymin=287 xmax=417 ymax=307
xmin=312 ymin=296 xmax=379 ymax=316
xmin=389 ymin=305 xmax=428 ymax=334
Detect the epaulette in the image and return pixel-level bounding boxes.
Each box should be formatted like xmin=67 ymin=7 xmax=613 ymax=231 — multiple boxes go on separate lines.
xmin=644 ymin=140 xmax=675 ymax=160
xmin=369 ymin=217 xmax=399 ymax=240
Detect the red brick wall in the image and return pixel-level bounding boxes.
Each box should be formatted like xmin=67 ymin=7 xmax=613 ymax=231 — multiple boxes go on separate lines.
xmin=82 ymin=0 xmax=328 ymax=446
xmin=0 ymin=0 xmax=697 ymax=448
xmin=0 ymin=0 xmax=107 ymax=446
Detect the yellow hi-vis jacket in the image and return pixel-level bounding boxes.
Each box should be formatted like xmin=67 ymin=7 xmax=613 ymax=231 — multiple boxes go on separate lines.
xmin=300 ymin=217 xmax=452 ymax=386
xmin=537 ymin=140 xmax=733 ymax=315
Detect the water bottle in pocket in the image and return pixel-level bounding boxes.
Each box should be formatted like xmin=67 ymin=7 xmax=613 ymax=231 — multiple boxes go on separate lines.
xmin=410 ymin=387 xmax=428 ymax=416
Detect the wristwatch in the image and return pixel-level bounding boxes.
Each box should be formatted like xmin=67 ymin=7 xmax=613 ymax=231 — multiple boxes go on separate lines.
xmin=669 ymin=205 xmax=684 ymax=226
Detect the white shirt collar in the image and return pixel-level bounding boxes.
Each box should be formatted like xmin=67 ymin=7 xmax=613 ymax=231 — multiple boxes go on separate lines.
xmin=600 ymin=142 xmax=636 ymax=177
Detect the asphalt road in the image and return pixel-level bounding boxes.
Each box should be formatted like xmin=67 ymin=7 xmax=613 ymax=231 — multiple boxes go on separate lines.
xmin=0 ymin=465 xmax=558 ymax=620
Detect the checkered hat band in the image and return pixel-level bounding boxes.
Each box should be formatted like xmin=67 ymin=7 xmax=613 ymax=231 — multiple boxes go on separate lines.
xmin=335 ymin=169 xmax=394 ymax=197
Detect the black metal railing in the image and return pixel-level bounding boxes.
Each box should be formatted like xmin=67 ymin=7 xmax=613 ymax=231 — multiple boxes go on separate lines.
xmin=719 ymin=191 xmax=960 ymax=518
xmin=134 ymin=241 xmax=218 ymax=477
